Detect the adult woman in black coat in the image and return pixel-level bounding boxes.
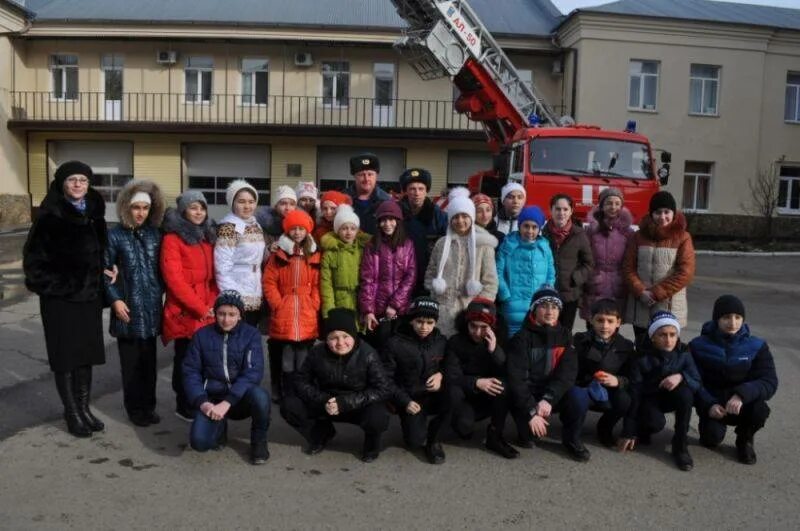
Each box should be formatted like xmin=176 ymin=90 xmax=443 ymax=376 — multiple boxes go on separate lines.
xmin=23 ymin=160 xmax=109 ymax=437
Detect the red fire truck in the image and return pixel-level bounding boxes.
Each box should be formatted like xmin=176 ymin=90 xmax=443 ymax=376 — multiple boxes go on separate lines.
xmin=390 ymin=0 xmax=671 ymax=222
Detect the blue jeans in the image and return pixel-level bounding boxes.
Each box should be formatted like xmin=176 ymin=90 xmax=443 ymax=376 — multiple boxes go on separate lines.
xmin=568 ymin=385 xmax=632 ymax=438
xmin=190 ymin=386 xmax=271 ymax=451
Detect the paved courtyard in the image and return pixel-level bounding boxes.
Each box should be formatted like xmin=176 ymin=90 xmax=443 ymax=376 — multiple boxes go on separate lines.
xmin=0 ymin=251 xmax=798 ymax=529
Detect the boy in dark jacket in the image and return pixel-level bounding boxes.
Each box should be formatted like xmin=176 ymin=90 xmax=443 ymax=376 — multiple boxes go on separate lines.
xmin=689 ymin=295 xmax=778 ymax=464
xmin=619 ymin=311 xmax=701 ymax=471
xmin=507 ymin=287 xmax=586 ymax=461
xmin=182 ymin=291 xmax=271 ymax=465
xmin=571 ymin=298 xmax=636 ymax=447
xmin=384 ymin=297 xmax=451 ymax=464
xmin=446 ymin=298 xmax=518 ymax=459
xmin=281 ymin=308 xmax=391 ymax=463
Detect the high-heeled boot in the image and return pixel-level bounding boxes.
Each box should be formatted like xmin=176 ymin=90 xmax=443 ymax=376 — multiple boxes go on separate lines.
xmin=73 ymin=366 xmax=105 ymax=431
xmin=54 ymin=372 xmax=92 ymax=438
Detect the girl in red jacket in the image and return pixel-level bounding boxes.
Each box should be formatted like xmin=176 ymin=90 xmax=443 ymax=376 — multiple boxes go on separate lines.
xmin=262 ymin=209 xmax=321 ymax=401
xmin=160 ymin=190 xmax=219 ymax=421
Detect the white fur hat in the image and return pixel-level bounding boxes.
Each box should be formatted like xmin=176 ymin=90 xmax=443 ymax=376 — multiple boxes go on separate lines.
xmin=225 ymin=179 xmax=258 ymax=208
xmin=333 ymin=204 xmax=360 ymax=233
xmin=274 ymin=185 xmax=297 ymax=206
xmin=501 ymin=181 xmax=526 ymax=202
xmin=432 ymin=187 xmax=483 ymax=298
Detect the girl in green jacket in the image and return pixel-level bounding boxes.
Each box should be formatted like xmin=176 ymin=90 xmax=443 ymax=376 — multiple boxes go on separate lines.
xmin=320 ymin=205 xmax=371 ymax=320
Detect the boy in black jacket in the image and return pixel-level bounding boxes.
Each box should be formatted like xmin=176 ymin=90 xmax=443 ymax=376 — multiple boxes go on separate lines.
xmin=445 ymin=298 xmax=518 ymax=459
xmin=507 ymin=287 xmax=585 ymax=461
xmin=689 ymin=295 xmax=778 ymax=464
xmin=619 ymin=311 xmax=702 ymax=471
xmin=571 ymin=298 xmax=636 ymax=448
xmin=384 ymin=297 xmax=451 ymax=464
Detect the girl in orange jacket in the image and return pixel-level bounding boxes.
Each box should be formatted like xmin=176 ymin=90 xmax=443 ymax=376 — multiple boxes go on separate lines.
xmin=262 ymin=209 xmax=321 ymax=401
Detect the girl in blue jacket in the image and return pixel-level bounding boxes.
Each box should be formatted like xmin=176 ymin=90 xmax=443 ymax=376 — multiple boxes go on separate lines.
xmin=182 ymin=290 xmax=270 ymax=465
xmin=689 ymin=295 xmax=778 ymax=465
xmin=496 ymin=205 xmax=555 ymax=336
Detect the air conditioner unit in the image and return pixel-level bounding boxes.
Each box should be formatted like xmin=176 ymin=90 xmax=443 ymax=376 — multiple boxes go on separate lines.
xmin=294 ymin=52 xmax=313 ymax=67
xmin=156 ymin=51 xmax=177 ymax=65
xmin=551 ymin=59 xmax=563 ymax=75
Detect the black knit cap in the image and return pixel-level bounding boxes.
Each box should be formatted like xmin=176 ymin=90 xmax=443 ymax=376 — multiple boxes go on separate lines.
xmin=399 ymin=168 xmax=432 ymax=191
xmin=649 ymin=190 xmax=677 ymax=214
xmin=407 ymin=296 xmax=439 ymax=320
xmin=349 ymin=153 xmax=380 ymax=175
xmin=214 ymin=290 xmax=245 ymax=316
xmin=530 ymin=285 xmax=563 ymax=311
xmin=713 ymin=294 xmax=745 ymax=321
xmin=54 ymin=160 xmax=93 ymax=188
xmin=323 ymin=308 xmax=359 ymax=339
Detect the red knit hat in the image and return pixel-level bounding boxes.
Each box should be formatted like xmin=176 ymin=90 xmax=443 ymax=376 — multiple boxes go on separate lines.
xmin=472 ymin=193 xmax=493 ymax=210
xmin=283 ymin=209 xmax=315 ymax=234
xmin=465 ymin=297 xmax=497 ymax=326
xmin=320 ymin=190 xmax=352 ymax=207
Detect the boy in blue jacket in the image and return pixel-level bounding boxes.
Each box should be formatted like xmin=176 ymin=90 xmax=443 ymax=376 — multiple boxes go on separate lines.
xmin=689 ymin=295 xmax=778 ymax=465
xmin=618 ymin=311 xmax=701 ymax=471
xmin=183 ymin=290 xmax=271 ymax=465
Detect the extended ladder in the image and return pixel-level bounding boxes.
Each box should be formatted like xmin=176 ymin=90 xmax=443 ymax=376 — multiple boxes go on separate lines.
xmin=390 ymin=0 xmax=560 ymax=128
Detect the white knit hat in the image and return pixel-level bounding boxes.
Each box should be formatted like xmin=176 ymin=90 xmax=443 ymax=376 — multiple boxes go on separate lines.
xmin=501 ymin=181 xmax=526 ymax=202
xmin=432 ymin=187 xmax=483 ymax=297
xmin=295 ymin=181 xmax=319 ymax=200
xmin=648 ymin=311 xmax=681 ymax=338
xmin=273 ymin=185 xmax=297 ymax=205
xmin=225 ymin=179 xmax=258 ymax=208
xmin=333 ymin=204 xmax=360 ymax=233
xmin=129 ymin=191 xmax=152 ymax=206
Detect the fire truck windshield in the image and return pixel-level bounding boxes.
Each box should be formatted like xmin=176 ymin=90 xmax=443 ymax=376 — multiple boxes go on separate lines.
xmin=529 ymin=137 xmax=653 ymax=180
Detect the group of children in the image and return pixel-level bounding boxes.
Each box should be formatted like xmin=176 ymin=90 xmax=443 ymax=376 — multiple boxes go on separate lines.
xmin=84 ymin=156 xmax=775 ymax=469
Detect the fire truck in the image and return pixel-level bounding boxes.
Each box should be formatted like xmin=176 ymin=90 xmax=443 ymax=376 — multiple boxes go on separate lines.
xmin=389 ymin=0 xmax=672 ymax=222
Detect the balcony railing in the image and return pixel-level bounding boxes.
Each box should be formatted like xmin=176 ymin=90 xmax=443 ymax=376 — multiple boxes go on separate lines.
xmin=10 ymin=91 xmax=484 ymax=131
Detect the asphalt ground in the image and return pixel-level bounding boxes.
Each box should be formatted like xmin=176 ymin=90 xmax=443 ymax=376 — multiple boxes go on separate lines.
xmin=0 ymin=254 xmax=798 ymax=529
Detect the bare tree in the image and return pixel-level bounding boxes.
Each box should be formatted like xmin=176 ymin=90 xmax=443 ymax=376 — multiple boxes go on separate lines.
xmin=741 ymin=157 xmax=783 ymax=240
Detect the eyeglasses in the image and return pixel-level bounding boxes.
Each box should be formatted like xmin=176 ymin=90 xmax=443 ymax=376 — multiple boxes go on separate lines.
xmin=65 ymin=177 xmax=90 ymax=185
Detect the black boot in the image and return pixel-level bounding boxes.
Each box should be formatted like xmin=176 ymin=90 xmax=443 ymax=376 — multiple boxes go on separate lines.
xmin=361 ymin=433 xmax=382 ymax=463
xmin=562 ymin=440 xmax=591 ymax=462
xmin=671 ymin=438 xmax=694 ymax=471
xmin=485 ymin=425 xmax=519 ymax=459
xmin=250 ymin=440 xmax=270 ymax=465
xmin=596 ymin=415 xmax=616 ymax=447
xmin=54 ymin=372 xmax=92 ymax=438
xmin=735 ymin=433 xmax=757 ymax=465
xmin=425 ymin=442 xmax=446 ymax=465
xmin=73 ymin=366 xmax=104 ymax=432
xmin=305 ymin=422 xmax=336 ymax=455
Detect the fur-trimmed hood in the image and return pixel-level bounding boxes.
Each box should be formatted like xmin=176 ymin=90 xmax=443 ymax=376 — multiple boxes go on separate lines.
xmin=162 ymin=207 xmax=217 ymax=245
xmin=474 ymin=225 xmax=498 ymax=248
xmin=588 ymin=206 xmax=634 ymax=235
xmin=276 ymin=233 xmax=318 ymax=256
xmin=41 ymin=179 xmax=106 ymax=223
xmin=639 ymin=210 xmax=688 ymax=241
xmin=116 ymin=179 xmax=166 ymax=229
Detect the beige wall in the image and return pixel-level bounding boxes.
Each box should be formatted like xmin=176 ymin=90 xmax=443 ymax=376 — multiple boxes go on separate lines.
xmin=559 ymin=14 xmax=800 ymax=215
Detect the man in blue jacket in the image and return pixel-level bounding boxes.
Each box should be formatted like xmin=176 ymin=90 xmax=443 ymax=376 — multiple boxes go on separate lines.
xmin=183 ymin=290 xmax=271 ymax=465
xmin=689 ymin=295 xmax=778 ymax=465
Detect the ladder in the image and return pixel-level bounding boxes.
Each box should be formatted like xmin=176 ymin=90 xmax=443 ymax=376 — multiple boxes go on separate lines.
xmin=390 ymin=0 xmax=560 ymax=127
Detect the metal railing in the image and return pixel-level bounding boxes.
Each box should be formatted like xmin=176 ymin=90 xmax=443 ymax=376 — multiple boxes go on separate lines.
xmin=10 ymin=91 xmax=484 ymax=131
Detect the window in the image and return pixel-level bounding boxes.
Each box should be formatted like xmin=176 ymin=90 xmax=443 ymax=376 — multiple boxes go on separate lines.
xmin=682 ymin=161 xmax=712 ymax=212
xmin=101 ymin=54 xmax=124 ymax=101
xmin=629 ymin=60 xmax=659 ymax=111
xmin=185 ymin=56 xmax=213 ymax=103
xmin=241 ymin=58 xmax=268 ymax=105
xmin=778 ymin=165 xmax=800 ymax=213
xmin=785 ymin=72 xmax=800 ymax=123
xmin=50 ymin=54 xmax=78 ymax=100
xmin=689 ymin=64 xmax=720 ymax=116
xmin=322 ymin=61 xmax=350 ymax=106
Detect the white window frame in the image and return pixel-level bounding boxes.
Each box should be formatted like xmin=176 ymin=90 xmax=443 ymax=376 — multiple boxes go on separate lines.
xmin=785 ymin=72 xmax=800 ymax=123
xmin=628 ymin=60 xmax=659 ymax=112
xmin=778 ymin=166 xmax=800 ymax=214
xmin=689 ymin=64 xmax=720 ymax=116
xmin=683 ymin=163 xmax=712 ymax=212
xmin=322 ymin=61 xmax=350 ymax=108
xmin=240 ymin=57 xmax=269 ymax=106
xmin=50 ymin=54 xmax=79 ymax=101
xmin=185 ymin=56 xmax=213 ymax=104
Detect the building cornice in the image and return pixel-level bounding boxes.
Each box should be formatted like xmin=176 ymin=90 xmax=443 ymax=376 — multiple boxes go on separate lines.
xmin=0 ymin=1 xmax=28 ymax=33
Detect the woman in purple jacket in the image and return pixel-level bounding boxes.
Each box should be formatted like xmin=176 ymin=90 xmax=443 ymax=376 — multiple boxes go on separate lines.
xmin=358 ymin=200 xmax=416 ymax=350
xmin=580 ymin=188 xmax=635 ymax=326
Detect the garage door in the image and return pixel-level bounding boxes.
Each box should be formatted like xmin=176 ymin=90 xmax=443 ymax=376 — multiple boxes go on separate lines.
xmin=49 ymin=140 xmax=134 ymax=222
xmin=447 ymin=149 xmax=493 ymax=188
xmin=184 ymin=144 xmax=270 ymax=222
xmin=317 ymin=146 xmax=405 ymax=194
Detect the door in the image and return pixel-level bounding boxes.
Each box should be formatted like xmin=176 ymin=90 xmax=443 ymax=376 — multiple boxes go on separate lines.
xmin=49 ymin=140 xmax=134 ymax=222
xmin=373 ymin=63 xmax=395 ymax=127
xmin=102 ymin=54 xmax=123 ymax=120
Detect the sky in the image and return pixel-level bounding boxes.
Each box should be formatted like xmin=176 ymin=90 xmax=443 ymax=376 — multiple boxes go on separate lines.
xmin=551 ymin=0 xmax=800 ymax=15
